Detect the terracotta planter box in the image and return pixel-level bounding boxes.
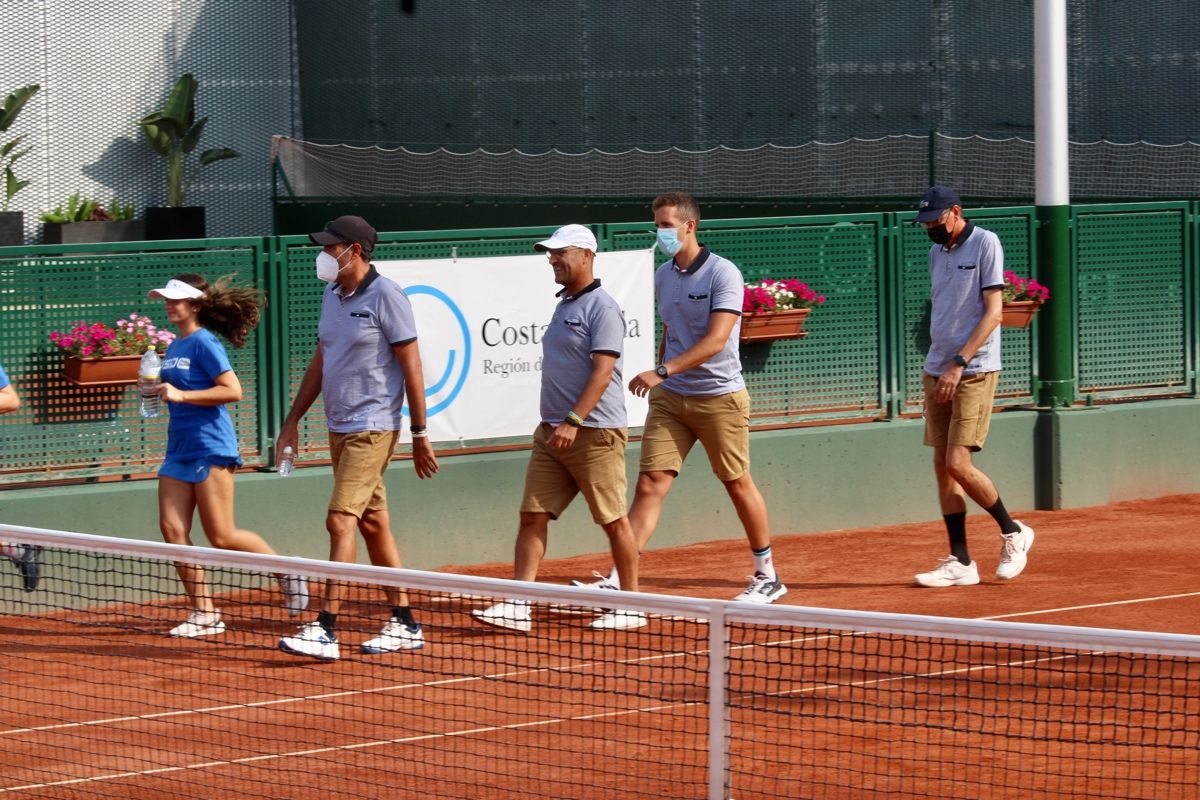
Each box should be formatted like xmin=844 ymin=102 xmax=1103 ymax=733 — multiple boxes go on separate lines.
xmin=62 ymin=354 xmax=141 ymax=386
xmin=1001 ymin=300 xmax=1040 ymax=328
xmin=740 ymin=307 xmax=811 ymax=343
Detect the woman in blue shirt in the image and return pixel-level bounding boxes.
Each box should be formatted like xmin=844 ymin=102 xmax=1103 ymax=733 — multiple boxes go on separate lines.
xmin=149 ymin=274 xmax=308 ymax=637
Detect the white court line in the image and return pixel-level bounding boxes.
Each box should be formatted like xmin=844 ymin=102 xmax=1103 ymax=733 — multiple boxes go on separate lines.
xmin=978 ymin=590 xmax=1200 ymax=621
xmin=1 ymin=591 xmax=1194 ymax=791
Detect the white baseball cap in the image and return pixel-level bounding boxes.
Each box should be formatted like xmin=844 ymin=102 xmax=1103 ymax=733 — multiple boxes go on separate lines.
xmin=147 ymin=278 xmax=204 ymax=300
xmin=533 ymin=224 xmax=597 ymax=253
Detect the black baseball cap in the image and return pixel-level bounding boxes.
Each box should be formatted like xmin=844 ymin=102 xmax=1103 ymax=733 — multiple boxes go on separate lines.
xmin=915 ymin=185 xmax=962 ymax=223
xmin=309 ymin=215 xmax=378 ymax=254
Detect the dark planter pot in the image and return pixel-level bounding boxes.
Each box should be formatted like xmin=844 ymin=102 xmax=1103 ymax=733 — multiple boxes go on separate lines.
xmin=42 ymin=219 xmax=145 ymax=245
xmin=0 ymin=211 xmax=25 ymax=246
xmin=144 ymin=206 xmax=206 ymax=241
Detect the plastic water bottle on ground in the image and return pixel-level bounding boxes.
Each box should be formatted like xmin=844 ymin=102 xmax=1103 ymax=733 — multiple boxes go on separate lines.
xmin=138 ymin=348 xmax=162 ymax=418
xmin=278 ymin=446 xmax=295 ymax=477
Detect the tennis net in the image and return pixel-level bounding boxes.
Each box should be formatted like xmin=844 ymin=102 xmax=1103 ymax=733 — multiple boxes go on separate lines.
xmin=1 ymin=523 xmax=1197 ymax=800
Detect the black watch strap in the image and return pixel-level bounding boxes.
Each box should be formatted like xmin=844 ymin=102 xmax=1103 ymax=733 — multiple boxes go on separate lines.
xmin=953 ymin=354 xmax=968 ymax=367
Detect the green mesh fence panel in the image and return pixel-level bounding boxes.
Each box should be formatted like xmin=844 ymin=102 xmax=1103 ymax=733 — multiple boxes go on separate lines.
xmin=896 ymin=209 xmax=1038 ymax=413
xmin=1074 ymin=204 xmax=1192 ymax=400
xmin=274 ymin=227 xmax=561 ymax=461
xmin=0 ymin=239 xmax=269 ymax=485
xmin=605 ymin=215 xmax=887 ymax=423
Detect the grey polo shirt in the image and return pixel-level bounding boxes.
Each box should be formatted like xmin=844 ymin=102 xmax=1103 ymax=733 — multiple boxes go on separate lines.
xmin=317 ymin=266 xmax=418 ymax=433
xmin=540 ymin=279 xmax=627 ymax=429
xmin=656 ymin=247 xmax=746 ymax=397
xmin=924 ymin=223 xmax=1005 ymax=376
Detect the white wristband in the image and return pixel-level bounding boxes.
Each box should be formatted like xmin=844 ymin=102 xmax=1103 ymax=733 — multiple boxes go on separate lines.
xmin=411 ymin=431 xmax=430 ymax=439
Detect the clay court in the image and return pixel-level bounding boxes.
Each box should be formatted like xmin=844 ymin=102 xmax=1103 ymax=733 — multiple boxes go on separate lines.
xmin=1 ymin=494 xmax=1198 ymax=799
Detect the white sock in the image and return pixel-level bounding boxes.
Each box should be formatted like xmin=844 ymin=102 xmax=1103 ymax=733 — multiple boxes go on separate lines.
xmin=752 ymin=546 xmax=777 ymax=580
xmin=607 ymin=566 xmax=619 ymax=584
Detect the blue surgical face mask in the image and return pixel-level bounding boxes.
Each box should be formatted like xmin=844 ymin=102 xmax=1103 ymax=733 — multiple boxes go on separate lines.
xmin=656 ymin=227 xmax=683 ymax=257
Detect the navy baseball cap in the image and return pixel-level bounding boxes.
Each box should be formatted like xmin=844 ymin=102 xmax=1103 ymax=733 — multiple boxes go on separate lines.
xmin=915 ymin=185 xmax=962 ymax=223
xmin=309 ymin=215 xmax=378 ymax=255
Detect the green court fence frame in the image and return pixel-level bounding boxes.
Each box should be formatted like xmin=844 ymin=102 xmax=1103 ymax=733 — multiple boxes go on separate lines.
xmin=0 ymin=202 xmax=1195 ymax=487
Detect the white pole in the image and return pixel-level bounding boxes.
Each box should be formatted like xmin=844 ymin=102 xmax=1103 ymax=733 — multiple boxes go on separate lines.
xmin=708 ymin=603 xmax=730 ymax=800
xmin=1034 ymin=0 xmax=1069 ymax=206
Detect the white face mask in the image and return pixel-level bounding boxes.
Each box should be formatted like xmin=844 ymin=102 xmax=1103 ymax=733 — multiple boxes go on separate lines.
xmin=315 ymin=245 xmax=351 ymax=282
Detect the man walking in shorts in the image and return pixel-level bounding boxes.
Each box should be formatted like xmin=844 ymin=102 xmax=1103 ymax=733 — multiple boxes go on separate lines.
xmin=276 ymin=216 xmax=440 ymax=660
xmin=577 ymin=192 xmax=787 ymax=604
xmin=912 ymin=186 xmax=1035 ymax=588
xmin=473 ymin=224 xmax=643 ymax=632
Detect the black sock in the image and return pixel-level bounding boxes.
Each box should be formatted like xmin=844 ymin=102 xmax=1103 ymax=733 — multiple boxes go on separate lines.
xmin=986 ymin=498 xmax=1021 ymax=534
xmin=393 ymin=606 xmax=416 ymax=627
xmin=317 ymin=610 xmax=337 ymax=635
xmin=943 ymin=512 xmax=970 ymax=565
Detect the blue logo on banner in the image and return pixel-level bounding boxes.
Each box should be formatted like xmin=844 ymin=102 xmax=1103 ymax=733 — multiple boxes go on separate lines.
xmin=403 ymin=285 xmax=471 ymax=417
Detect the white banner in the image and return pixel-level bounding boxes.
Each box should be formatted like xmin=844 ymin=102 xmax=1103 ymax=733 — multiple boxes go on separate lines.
xmin=376 ymin=249 xmax=656 ymax=443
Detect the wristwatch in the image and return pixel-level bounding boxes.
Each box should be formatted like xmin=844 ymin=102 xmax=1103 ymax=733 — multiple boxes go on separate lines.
xmin=655 ymin=364 xmax=669 ymax=379
xmin=952 ymin=354 xmax=968 ymax=367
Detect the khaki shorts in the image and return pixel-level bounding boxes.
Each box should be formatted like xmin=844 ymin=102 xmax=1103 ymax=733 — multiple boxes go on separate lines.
xmin=328 ymin=430 xmax=400 ymax=517
xmin=922 ymin=371 xmax=1000 ymax=451
xmin=520 ymin=424 xmax=629 ymax=525
xmin=639 ymin=386 xmax=751 ymax=481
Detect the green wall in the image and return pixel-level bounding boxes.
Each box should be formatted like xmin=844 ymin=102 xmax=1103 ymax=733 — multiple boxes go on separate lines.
xmin=3 ymin=401 xmax=1191 ymax=570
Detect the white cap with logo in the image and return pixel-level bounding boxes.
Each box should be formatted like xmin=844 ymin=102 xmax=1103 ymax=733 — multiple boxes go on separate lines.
xmin=533 ymin=224 xmax=597 ymax=253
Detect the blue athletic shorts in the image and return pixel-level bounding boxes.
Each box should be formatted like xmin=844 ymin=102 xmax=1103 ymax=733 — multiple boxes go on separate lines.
xmin=158 ymin=457 xmax=242 ymax=484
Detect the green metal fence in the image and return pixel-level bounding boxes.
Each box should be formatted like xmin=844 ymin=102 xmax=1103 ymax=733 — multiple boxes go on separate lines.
xmin=0 ymin=203 xmax=1195 ymax=487
xmin=0 ymin=238 xmax=270 ymax=485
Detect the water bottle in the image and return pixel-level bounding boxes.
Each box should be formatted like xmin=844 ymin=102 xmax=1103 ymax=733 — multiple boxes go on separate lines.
xmin=278 ymin=446 xmax=295 ymax=477
xmin=138 ymin=347 xmax=162 ymax=418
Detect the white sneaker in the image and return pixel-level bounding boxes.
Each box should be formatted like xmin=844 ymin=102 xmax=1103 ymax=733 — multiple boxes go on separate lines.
xmin=169 ymin=609 xmax=225 ymax=638
xmin=570 ymin=570 xmax=619 ymax=590
xmin=471 ymin=600 xmax=532 ymax=632
xmin=279 ymin=620 xmax=340 ymax=661
xmin=361 ymin=618 xmax=425 ymax=654
xmin=589 ymin=609 xmax=647 ymax=631
xmin=277 ymin=575 xmax=310 ymax=617
xmin=996 ymin=523 xmax=1035 ymax=580
xmin=733 ymin=574 xmax=788 ymax=604
xmin=915 ymin=556 xmax=980 ymax=587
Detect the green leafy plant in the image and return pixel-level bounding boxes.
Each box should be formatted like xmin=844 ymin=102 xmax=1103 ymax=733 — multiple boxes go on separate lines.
xmin=107 ymin=197 xmax=136 ymax=221
xmin=39 ymin=193 xmax=100 ymax=224
xmin=1 ymin=84 xmax=40 ymax=211
xmin=138 ymin=73 xmax=239 ymax=207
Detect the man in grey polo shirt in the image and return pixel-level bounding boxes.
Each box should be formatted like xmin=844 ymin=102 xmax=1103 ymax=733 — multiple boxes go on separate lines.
xmin=472 ymin=224 xmax=643 ymax=632
xmin=576 ymin=191 xmax=787 ymax=604
xmin=913 ymin=186 xmax=1035 ymax=589
xmin=276 ymin=215 xmax=440 ymax=661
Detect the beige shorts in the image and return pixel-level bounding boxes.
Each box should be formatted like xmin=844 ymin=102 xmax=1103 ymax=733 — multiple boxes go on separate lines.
xmin=520 ymin=424 xmax=629 ymax=525
xmin=327 ymin=430 xmax=400 ymax=517
xmin=638 ymin=386 xmax=751 ymax=482
xmin=922 ymin=371 xmax=1000 ymax=451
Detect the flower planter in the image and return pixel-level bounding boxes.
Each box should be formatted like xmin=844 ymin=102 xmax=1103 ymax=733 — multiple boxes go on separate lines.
xmin=739 ymin=307 xmax=811 ymax=343
xmin=1001 ymin=300 xmax=1040 ymax=328
xmin=43 ymin=219 xmax=145 ymax=245
xmin=62 ymin=354 xmax=142 ymax=387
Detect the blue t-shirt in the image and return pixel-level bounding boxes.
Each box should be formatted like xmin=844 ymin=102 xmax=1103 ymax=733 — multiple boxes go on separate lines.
xmin=318 ymin=268 xmax=418 ymax=433
xmin=924 ymin=223 xmax=1005 ymax=376
xmin=0 ymin=361 xmax=8 ymax=389
xmin=656 ymin=248 xmax=746 ymax=397
xmin=161 ymin=328 xmax=240 ymax=461
xmin=539 ymin=281 xmax=627 ymax=429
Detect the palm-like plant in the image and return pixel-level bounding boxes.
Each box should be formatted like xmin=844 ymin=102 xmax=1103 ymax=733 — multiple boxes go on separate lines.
xmin=1 ymin=84 xmax=40 ymax=212
xmin=138 ymin=74 xmax=239 ymax=208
